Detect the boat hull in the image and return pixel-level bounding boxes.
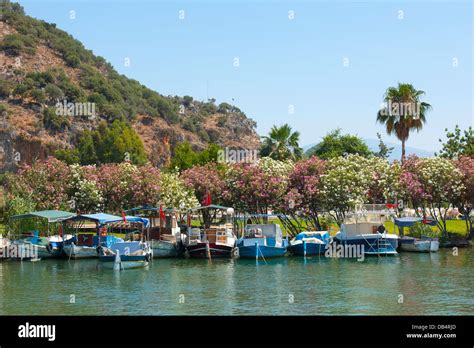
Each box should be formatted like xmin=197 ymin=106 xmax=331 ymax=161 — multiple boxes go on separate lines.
xmin=429 ymin=240 xmax=440 ymax=252
xmin=99 ymin=255 xmax=150 ymax=269
xmin=237 ymin=244 xmax=287 ymax=258
xmin=151 ymin=240 xmax=179 ymax=258
xmin=63 ymin=244 xmax=98 ymax=259
xmin=186 ymin=243 xmax=233 ymax=258
xmin=399 ymin=238 xmax=431 ymax=252
xmin=334 ymin=235 xmax=398 ymax=255
xmin=289 ymin=242 xmax=327 ymax=256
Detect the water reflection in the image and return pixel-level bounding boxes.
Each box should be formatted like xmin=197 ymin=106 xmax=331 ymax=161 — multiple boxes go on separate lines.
xmin=0 ymin=250 xmax=472 ymax=315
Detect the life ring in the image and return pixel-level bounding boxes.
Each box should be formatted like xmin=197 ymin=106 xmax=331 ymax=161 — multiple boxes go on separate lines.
xmin=46 ymin=244 xmax=53 ymax=253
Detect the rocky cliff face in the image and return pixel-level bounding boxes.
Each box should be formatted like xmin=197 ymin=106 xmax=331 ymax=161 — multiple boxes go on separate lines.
xmin=0 ymin=3 xmax=260 ymax=171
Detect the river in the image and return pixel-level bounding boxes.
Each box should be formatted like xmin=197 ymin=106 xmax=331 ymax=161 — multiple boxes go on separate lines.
xmin=0 ymin=249 xmax=472 ymax=315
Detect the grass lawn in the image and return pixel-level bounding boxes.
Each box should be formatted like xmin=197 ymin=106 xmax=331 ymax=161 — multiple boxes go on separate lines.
xmin=240 ymin=217 xmax=470 ymax=238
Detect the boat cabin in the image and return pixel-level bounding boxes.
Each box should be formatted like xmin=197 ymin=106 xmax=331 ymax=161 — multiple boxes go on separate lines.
xmin=241 ymin=224 xmax=283 ymax=247
xmin=125 ymin=206 xmax=180 ymax=243
xmin=341 ymin=213 xmax=389 ymax=236
xmin=186 ymin=205 xmax=235 ymax=246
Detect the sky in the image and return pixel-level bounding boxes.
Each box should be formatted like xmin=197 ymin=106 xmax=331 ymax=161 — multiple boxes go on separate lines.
xmin=15 ymin=0 xmax=473 ymax=151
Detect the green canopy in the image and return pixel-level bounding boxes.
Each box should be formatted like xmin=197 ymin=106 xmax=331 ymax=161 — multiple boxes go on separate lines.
xmin=10 ymin=210 xmax=75 ymax=223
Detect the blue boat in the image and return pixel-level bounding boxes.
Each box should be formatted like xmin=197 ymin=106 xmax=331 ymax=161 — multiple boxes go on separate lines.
xmin=236 ymin=224 xmax=288 ymax=259
xmin=289 ymin=231 xmax=331 ymax=256
xmin=97 ymin=215 xmax=152 ymax=270
xmin=334 ymin=209 xmax=398 ymax=256
xmin=62 ymin=213 xmax=125 ymax=259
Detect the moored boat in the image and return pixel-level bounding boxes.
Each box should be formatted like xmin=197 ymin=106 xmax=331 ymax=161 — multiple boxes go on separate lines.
xmin=334 ymin=206 xmax=398 ymax=256
xmin=99 ymin=241 xmax=152 ymax=269
xmin=395 ymin=217 xmax=439 ymax=253
xmin=289 ymin=231 xmax=331 ymax=256
xmin=236 ymin=223 xmax=288 ymax=259
xmin=183 ymin=205 xmax=236 ymax=259
xmin=97 ymin=215 xmax=152 ymax=269
xmin=62 ymin=213 xmax=125 ymax=259
xmin=125 ymin=205 xmax=182 ymax=258
xmin=7 ymin=210 xmax=75 ymax=260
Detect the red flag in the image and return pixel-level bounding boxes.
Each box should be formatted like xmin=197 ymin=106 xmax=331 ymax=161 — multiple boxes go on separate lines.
xmin=205 ymin=191 xmax=211 ymax=206
xmin=59 ymin=224 xmax=63 ymax=237
xmin=159 ymin=205 xmax=165 ymax=221
xmin=121 ymin=210 xmax=127 ymax=223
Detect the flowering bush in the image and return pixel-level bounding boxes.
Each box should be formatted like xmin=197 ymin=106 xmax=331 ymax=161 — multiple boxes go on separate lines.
xmin=221 ymin=159 xmax=290 ymax=217
xmin=5 ymin=157 xmax=72 ymax=210
xmin=319 ymin=154 xmax=373 ymax=224
xmin=159 ymin=171 xmax=198 ymax=211
xmin=181 ymin=164 xmax=224 ymax=205
xmin=286 ymin=156 xmax=326 ymax=229
xmin=70 ymin=164 xmax=104 ymax=213
xmin=454 ymin=156 xmax=474 ymax=235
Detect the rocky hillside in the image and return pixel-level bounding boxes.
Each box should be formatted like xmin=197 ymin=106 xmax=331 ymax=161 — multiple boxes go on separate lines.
xmin=0 ymin=2 xmax=259 ymax=171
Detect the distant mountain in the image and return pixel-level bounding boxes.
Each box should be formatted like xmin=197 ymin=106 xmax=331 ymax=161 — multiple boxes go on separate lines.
xmin=302 ymin=138 xmax=435 ymax=161
xmin=363 ymin=138 xmax=434 ymax=161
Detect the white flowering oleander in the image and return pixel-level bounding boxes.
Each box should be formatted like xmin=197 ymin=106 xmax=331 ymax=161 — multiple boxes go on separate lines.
xmin=257 ymin=157 xmax=294 ymax=177
xmin=159 ymin=172 xmax=199 ymax=210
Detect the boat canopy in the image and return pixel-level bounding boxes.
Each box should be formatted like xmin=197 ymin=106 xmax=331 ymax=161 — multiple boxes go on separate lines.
xmin=295 ymin=231 xmax=330 ymax=241
xmin=395 ymin=217 xmax=436 ymax=227
xmin=10 ymin=210 xmax=75 ymax=223
xmin=65 ymin=213 xmax=123 ymax=225
xmin=64 ymin=213 xmax=150 ymax=228
xmin=125 ymin=205 xmax=175 ymax=214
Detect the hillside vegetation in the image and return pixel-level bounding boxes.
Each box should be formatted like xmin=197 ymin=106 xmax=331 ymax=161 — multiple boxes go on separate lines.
xmin=0 ymin=2 xmax=259 ymax=170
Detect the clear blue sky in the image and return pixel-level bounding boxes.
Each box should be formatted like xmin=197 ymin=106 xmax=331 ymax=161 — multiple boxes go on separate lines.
xmin=17 ymin=0 xmax=473 ymax=151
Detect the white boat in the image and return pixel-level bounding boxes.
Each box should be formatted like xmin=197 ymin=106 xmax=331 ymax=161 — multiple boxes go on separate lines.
xmin=63 ymin=242 xmax=99 ymax=259
xmin=99 ymin=241 xmax=152 ymax=270
xmin=334 ymin=206 xmax=399 ymax=256
xmin=395 ymin=217 xmax=439 ymax=253
xmin=7 ymin=210 xmax=75 ymax=259
xmin=399 ymin=236 xmax=431 ymax=252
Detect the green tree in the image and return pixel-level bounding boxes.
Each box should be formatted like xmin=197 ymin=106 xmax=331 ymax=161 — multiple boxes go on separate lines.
xmin=78 ymin=130 xmax=99 ymax=165
xmin=306 ymin=129 xmax=372 ymax=159
xmin=260 ymin=124 xmax=303 ymax=161
xmin=54 ymin=148 xmax=80 ymax=164
xmin=374 ymin=132 xmax=394 ymax=159
xmin=169 ymin=142 xmax=198 ymax=171
xmin=436 ymin=125 xmax=474 ymax=159
xmin=377 ymin=83 xmax=432 ymax=162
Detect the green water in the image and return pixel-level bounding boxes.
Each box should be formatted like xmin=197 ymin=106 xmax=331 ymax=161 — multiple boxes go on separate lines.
xmin=0 ymin=250 xmax=472 ymax=315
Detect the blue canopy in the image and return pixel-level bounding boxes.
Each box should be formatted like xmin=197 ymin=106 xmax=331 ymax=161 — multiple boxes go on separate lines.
xmin=395 ymin=217 xmax=437 ymax=227
xmin=65 ymin=213 xmax=123 ymax=225
xmin=295 ymin=231 xmax=330 ymax=241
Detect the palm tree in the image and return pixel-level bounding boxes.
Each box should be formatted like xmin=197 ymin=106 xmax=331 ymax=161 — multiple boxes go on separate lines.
xmin=377 ymin=83 xmax=432 ymax=162
xmin=260 ymin=124 xmax=303 ymax=161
